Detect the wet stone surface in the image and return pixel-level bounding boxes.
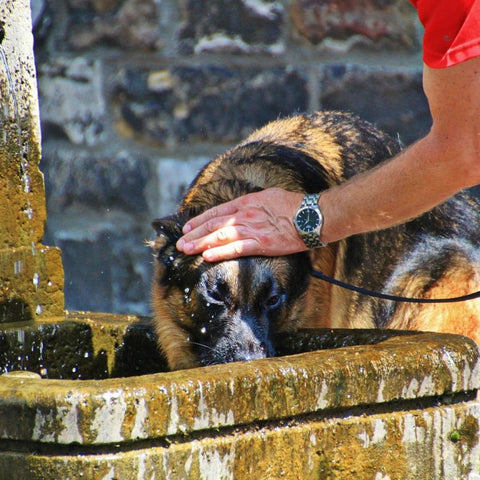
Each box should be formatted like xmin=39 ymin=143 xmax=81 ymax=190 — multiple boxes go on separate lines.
xmin=0 ymin=314 xmax=167 ymax=379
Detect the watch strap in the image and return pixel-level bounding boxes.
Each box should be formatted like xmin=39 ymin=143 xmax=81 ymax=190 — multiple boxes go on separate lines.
xmin=301 ymin=193 xmax=320 ymax=209
xmin=302 ymin=230 xmax=326 ymax=249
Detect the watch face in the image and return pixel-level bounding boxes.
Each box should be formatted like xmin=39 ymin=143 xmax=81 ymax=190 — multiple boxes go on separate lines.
xmin=296 ymin=207 xmax=320 ymax=232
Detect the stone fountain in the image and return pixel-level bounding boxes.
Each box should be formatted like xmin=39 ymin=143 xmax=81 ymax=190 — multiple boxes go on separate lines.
xmin=0 ymin=2 xmax=479 ymax=479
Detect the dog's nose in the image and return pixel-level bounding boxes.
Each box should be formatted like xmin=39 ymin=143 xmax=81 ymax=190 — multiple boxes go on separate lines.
xmin=233 ymin=339 xmax=268 ymax=362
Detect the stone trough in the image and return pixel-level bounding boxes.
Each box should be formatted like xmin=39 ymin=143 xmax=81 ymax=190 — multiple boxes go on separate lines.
xmin=1 ymin=313 xmax=480 ymax=479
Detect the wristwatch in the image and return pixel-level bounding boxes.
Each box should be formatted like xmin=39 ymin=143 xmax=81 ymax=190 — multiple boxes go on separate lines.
xmin=294 ymin=193 xmax=327 ymax=249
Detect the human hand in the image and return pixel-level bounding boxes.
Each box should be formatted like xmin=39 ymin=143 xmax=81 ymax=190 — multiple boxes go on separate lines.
xmin=176 ymin=188 xmax=308 ymax=261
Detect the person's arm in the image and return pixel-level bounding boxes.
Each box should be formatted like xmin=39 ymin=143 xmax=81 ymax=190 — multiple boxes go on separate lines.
xmin=177 ymin=57 xmax=480 ymax=262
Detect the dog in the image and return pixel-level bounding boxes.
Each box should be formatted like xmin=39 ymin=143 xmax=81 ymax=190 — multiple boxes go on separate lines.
xmin=151 ymin=111 xmax=480 ymax=370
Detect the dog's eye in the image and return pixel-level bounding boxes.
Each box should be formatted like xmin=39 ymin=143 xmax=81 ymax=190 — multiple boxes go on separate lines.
xmin=265 ymin=294 xmax=282 ymax=310
xmin=208 ymin=289 xmax=223 ymax=303
xmin=206 ymin=280 xmax=229 ymax=305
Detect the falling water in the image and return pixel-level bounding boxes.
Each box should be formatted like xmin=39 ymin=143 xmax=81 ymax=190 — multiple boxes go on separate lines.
xmin=0 ymin=28 xmax=31 ymax=198
xmin=0 ymin=34 xmax=20 ymax=140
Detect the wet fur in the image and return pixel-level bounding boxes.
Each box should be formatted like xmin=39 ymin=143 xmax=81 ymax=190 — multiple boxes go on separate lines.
xmin=151 ymin=111 xmax=480 ymax=370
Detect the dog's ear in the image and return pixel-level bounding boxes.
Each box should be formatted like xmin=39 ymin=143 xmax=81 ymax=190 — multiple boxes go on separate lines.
xmin=150 ymin=211 xmax=197 ymax=287
xmin=151 ymin=207 xmax=202 ymax=247
xmin=151 ymin=214 xmax=184 ymax=251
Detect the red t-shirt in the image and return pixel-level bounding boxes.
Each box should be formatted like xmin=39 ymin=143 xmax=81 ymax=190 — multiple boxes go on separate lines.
xmin=410 ymin=0 xmax=480 ymax=67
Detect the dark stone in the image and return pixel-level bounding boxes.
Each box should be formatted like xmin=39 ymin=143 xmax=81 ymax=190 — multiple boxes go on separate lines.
xmin=320 ymin=65 xmax=431 ymax=145
xmin=42 ymin=147 xmax=150 ymax=214
xmin=178 ymin=0 xmax=284 ymax=54
xmin=113 ymin=65 xmax=309 ymax=145
xmin=66 ymin=0 xmax=163 ymax=50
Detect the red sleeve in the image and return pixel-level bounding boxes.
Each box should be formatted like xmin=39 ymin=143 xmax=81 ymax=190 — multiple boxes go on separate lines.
xmin=410 ymin=0 xmax=480 ymax=68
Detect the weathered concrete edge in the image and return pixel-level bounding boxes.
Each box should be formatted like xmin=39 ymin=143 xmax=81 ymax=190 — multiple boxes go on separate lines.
xmin=0 ymin=331 xmax=478 ymax=444
xmin=1 ymin=401 xmax=479 ymax=480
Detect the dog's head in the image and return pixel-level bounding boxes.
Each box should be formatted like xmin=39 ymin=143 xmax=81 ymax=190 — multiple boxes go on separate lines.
xmin=151 ymin=213 xmax=311 ymax=370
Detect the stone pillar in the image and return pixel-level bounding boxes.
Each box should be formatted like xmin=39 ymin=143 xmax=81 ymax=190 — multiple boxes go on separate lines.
xmin=0 ymin=1 xmax=64 ymax=322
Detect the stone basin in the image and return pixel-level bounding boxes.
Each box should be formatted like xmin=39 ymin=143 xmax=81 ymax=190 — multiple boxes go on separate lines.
xmin=1 ymin=2 xmax=479 ymax=479
xmin=0 ymin=312 xmax=479 ymax=479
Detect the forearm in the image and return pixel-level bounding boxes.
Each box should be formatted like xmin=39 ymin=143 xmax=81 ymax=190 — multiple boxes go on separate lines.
xmin=319 ymin=132 xmax=478 ymax=243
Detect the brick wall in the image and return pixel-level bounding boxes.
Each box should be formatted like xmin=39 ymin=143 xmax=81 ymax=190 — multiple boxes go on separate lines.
xmin=32 ymin=0 xmax=428 ymax=315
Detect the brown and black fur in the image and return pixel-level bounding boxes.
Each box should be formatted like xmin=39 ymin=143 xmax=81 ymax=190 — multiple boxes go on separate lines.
xmin=151 ymin=111 xmax=480 ymax=370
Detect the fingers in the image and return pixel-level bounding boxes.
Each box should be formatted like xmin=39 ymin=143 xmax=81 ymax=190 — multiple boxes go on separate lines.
xmin=174 ymin=188 xmax=307 ymax=261
xmin=177 ymin=224 xmax=244 ymax=256
xmin=201 ymin=239 xmax=260 ymax=262
xmin=182 ymin=202 xmax=239 ymax=234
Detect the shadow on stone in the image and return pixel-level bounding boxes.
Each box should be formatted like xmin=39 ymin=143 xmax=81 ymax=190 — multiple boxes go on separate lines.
xmin=0 ymin=298 xmax=33 ymax=324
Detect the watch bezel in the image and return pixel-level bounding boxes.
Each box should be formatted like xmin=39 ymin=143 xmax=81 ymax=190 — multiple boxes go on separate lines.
xmin=294 ymin=206 xmax=321 ymax=233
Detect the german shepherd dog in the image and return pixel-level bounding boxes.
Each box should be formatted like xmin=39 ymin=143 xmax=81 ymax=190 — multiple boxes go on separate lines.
xmin=151 ymin=111 xmax=480 ymax=370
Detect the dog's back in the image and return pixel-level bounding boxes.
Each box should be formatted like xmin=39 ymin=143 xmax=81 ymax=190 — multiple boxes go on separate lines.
xmin=182 ymin=112 xmax=402 ymax=210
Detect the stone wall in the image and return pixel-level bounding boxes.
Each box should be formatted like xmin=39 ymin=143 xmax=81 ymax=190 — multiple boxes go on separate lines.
xmin=32 ymin=0 xmax=428 ymax=315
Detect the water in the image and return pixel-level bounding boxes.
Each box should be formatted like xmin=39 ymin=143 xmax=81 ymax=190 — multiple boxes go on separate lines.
xmin=0 ymin=44 xmax=20 ymax=140
xmin=0 ymin=42 xmax=31 ymax=197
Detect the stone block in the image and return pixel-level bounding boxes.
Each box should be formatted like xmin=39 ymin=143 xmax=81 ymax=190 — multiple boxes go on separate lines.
xmin=37 ymin=57 xmax=106 ymax=145
xmin=0 ymin=152 xmax=47 ymax=249
xmin=41 ymin=145 xmax=150 ymax=214
xmin=290 ymin=0 xmax=419 ymax=52
xmin=155 ymin=157 xmax=210 ymax=218
xmin=320 ymin=64 xmax=431 ymax=145
xmin=0 ymin=245 xmax=64 ymax=322
xmin=178 ymin=0 xmax=285 ymax=55
xmin=65 ymin=0 xmax=163 ymax=50
xmin=44 ymin=210 xmax=152 ymax=315
xmin=113 ymin=65 xmax=308 ymax=145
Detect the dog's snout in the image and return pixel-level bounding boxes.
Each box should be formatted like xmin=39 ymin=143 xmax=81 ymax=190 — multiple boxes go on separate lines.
xmin=230 ymin=321 xmax=273 ymax=362
xmin=234 ymin=339 xmax=267 ymax=361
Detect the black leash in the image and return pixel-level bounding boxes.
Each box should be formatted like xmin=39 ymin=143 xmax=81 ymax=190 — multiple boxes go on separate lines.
xmin=311 ymin=269 xmax=480 ymax=303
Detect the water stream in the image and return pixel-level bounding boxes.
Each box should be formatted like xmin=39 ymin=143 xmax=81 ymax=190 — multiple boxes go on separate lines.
xmin=0 ymin=38 xmax=32 ymax=199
